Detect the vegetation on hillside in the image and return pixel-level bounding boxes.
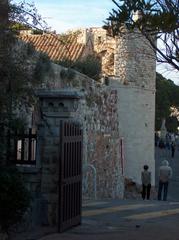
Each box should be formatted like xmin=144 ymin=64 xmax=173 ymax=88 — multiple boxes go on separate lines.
xmin=156 ymin=72 xmax=179 ymax=132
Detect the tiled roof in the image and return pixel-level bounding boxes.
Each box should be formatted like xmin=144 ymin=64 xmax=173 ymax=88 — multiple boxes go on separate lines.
xmin=20 ymin=33 xmax=85 ymax=62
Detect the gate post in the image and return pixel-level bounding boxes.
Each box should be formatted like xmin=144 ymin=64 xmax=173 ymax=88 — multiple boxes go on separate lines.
xmin=36 ymin=90 xmax=82 ymax=230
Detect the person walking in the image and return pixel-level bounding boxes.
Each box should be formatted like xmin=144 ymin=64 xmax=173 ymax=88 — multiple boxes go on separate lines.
xmin=158 ymin=160 xmax=172 ymax=201
xmin=141 ymin=165 xmax=151 ymax=200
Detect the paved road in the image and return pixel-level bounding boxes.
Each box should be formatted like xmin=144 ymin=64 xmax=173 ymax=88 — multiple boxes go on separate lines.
xmin=12 ymin=147 xmax=179 ymax=240
xmin=155 ymin=146 xmax=179 ymax=201
xmin=38 ymin=199 xmax=179 ymax=240
xmin=36 ymin=148 xmax=179 ymax=240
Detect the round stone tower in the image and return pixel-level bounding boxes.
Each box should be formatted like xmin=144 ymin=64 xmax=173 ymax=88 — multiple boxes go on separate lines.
xmin=114 ymin=28 xmax=156 ymax=88
xmin=112 ymin=27 xmax=156 ymax=186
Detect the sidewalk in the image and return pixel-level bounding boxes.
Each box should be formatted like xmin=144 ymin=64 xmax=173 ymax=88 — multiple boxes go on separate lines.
xmin=36 ymin=199 xmax=179 ymax=240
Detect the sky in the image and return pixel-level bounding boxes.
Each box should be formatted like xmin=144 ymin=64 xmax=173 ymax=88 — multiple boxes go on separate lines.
xmin=34 ymin=0 xmax=113 ymax=33
xmin=12 ymin=0 xmax=179 ymax=84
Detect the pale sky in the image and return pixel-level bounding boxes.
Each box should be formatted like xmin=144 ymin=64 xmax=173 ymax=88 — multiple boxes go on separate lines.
xmin=34 ymin=0 xmax=113 ymax=33
xmin=12 ymin=0 xmax=179 ymax=84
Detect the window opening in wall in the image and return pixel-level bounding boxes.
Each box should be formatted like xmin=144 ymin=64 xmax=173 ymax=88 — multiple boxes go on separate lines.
xmin=59 ymin=102 xmax=64 ymax=107
xmin=15 ymin=128 xmax=37 ymax=165
xmin=48 ymin=102 xmax=54 ymax=107
xmin=97 ymin=36 xmax=102 ymax=44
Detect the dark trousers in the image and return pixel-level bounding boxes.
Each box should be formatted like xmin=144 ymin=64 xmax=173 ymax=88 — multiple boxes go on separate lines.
xmin=158 ymin=180 xmax=169 ymax=201
xmin=171 ymin=148 xmax=175 ymax=158
xmin=142 ymin=184 xmax=151 ymax=200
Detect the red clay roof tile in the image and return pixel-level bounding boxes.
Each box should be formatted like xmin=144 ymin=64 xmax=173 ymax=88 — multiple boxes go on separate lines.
xmin=20 ymin=33 xmax=86 ymax=62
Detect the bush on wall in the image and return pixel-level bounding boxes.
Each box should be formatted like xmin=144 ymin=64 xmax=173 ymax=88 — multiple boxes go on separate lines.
xmin=56 ymin=55 xmax=101 ymax=81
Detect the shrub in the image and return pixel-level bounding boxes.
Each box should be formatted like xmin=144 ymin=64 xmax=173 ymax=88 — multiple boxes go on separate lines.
xmin=0 ymin=167 xmax=31 ymax=233
xmin=56 ymin=55 xmax=101 ymax=80
xmin=74 ymin=55 xmax=101 ymax=80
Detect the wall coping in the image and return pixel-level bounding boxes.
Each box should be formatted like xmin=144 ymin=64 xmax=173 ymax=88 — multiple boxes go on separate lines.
xmin=35 ymin=89 xmax=82 ymax=99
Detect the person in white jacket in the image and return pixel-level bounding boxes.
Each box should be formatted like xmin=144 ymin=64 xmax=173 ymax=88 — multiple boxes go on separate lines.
xmin=158 ymin=160 xmax=172 ymax=201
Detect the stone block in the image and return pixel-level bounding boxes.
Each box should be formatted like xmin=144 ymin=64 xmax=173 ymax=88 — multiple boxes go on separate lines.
xmin=41 ymin=182 xmax=58 ymax=194
xmin=30 ymin=182 xmax=41 ymax=193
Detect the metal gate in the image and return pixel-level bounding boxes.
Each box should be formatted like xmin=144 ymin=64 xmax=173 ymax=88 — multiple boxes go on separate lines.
xmin=59 ymin=120 xmax=83 ymax=232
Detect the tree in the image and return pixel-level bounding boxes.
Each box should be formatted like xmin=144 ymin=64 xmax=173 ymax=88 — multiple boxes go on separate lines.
xmin=9 ymin=0 xmax=48 ymax=31
xmin=155 ymin=72 xmax=179 ymax=131
xmin=0 ymin=167 xmax=31 ymax=233
xmin=166 ymin=116 xmax=178 ymax=133
xmin=0 ymin=0 xmax=51 ymax=164
xmin=104 ymin=0 xmax=179 ymax=72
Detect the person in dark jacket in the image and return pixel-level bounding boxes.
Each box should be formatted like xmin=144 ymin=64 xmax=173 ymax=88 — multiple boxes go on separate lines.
xmin=141 ymin=165 xmax=151 ymax=200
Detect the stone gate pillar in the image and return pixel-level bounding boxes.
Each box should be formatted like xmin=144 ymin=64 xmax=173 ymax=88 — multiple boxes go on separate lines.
xmin=36 ymin=89 xmax=80 ymax=227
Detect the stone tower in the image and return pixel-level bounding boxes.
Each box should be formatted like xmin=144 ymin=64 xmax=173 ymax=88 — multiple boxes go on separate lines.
xmin=111 ymin=27 xmax=156 ymax=185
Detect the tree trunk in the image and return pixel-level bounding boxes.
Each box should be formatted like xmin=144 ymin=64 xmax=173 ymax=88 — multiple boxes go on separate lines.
xmin=0 ymin=0 xmax=9 ymax=26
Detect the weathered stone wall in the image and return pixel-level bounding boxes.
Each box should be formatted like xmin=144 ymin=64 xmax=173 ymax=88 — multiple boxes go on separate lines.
xmin=44 ymin=64 xmax=124 ymax=199
xmin=114 ymin=29 xmax=156 ymax=89
xmin=82 ymin=89 xmax=123 ymax=199
xmin=38 ymin=117 xmax=59 ymax=226
xmin=15 ymin=167 xmax=45 ymax=229
xmin=76 ymin=28 xmax=115 ymax=76
xmin=91 ymin=28 xmax=115 ymax=77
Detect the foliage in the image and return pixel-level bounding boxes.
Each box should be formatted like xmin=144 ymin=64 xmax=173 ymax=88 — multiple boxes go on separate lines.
xmin=166 ymin=116 xmax=178 ymax=133
xmin=34 ymin=52 xmax=52 ymax=81
xmin=9 ymin=0 xmax=48 ymax=31
xmin=56 ymin=55 xmax=101 ymax=80
xmin=0 ymin=0 xmax=52 ymax=164
xmin=60 ymin=68 xmax=76 ymax=80
xmin=0 ymin=167 xmax=31 ymax=233
xmin=56 ymin=58 xmax=73 ymax=69
xmin=155 ymin=72 xmax=179 ymax=131
xmin=74 ymin=55 xmax=101 ymax=80
xmin=104 ymin=0 xmax=179 ymax=71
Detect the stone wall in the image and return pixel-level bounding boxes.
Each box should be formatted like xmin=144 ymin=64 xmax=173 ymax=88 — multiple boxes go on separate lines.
xmin=15 ymin=166 xmax=46 ymax=229
xmin=76 ymin=28 xmax=115 ymax=76
xmin=91 ymin=28 xmax=115 ymax=77
xmin=23 ymin=65 xmax=123 ymax=226
xmin=44 ymin=64 xmax=124 ymax=199
xmin=38 ymin=117 xmax=59 ymax=226
xmin=82 ymin=89 xmax=123 ymax=199
xmin=114 ymin=29 xmax=156 ymax=89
